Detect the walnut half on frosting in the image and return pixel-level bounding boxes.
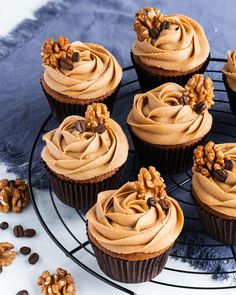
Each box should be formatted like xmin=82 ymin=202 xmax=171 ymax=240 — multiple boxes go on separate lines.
xmin=193 ymin=141 xmax=234 ymax=182
xmin=182 ymin=74 xmax=215 ymax=114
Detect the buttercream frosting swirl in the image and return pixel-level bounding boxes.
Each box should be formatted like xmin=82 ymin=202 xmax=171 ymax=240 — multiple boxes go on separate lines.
xmin=222 ymin=50 xmax=236 ymax=91
xmin=86 ymin=182 xmax=184 ymax=254
xmin=43 ymin=41 xmax=122 ymax=99
xmin=192 ymin=143 xmax=236 ymax=217
xmin=127 ymin=83 xmax=212 ymax=145
xmin=41 ymin=115 xmax=128 ymax=181
xmin=132 ymin=14 xmax=210 ymax=72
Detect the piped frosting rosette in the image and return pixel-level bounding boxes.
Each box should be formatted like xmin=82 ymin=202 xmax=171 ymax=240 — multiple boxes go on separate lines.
xmin=87 ymin=166 xmax=184 ymax=255
xmin=132 ymin=7 xmax=210 ymax=72
xmin=41 ymin=103 xmax=128 ymax=181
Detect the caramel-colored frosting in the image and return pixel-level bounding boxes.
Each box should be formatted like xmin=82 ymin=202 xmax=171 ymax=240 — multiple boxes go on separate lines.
xmin=193 ymin=143 xmax=236 ymax=217
xmin=222 ymin=50 xmax=236 ymax=91
xmin=86 ymin=182 xmax=184 ymax=254
xmin=43 ymin=41 xmax=122 ymax=99
xmin=132 ymin=14 xmax=210 ymax=72
xmin=127 ymin=83 xmax=212 ymax=145
xmin=41 ymin=115 xmax=128 ymax=181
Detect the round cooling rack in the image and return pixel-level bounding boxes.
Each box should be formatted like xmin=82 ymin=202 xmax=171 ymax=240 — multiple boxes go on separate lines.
xmin=28 ymin=58 xmax=236 ymax=295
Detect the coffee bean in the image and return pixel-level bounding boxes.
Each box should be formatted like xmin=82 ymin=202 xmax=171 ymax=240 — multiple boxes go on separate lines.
xmin=13 ymin=225 xmax=24 ymax=238
xmin=160 ymin=21 xmax=170 ymax=31
xmin=28 ymin=253 xmax=39 ymax=265
xmin=60 ymin=58 xmax=73 ymax=70
xmin=0 ymin=222 xmax=9 ymax=230
xmin=213 ymin=169 xmax=228 ymax=183
xmin=75 ymin=120 xmax=87 ymax=133
xmin=158 ymin=198 xmax=171 ymax=210
xmin=20 ymin=247 xmax=31 ymax=256
xmin=24 ymin=229 xmax=36 ymax=238
xmin=93 ymin=124 xmax=106 ymax=134
xmin=225 ymin=159 xmax=234 ymax=171
xmin=16 ymin=290 xmax=28 ymax=295
xmin=194 ymin=102 xmax=207 ymax=114
xmin=147 ymin=197 xmax=156 ymax=207
xmin=149 ymin=28 xmax=160 ymax=39
xmin=0 ymin=267 xmax=2 ymax=273
xmin=72 ymin=51 xmax=80 ymax=62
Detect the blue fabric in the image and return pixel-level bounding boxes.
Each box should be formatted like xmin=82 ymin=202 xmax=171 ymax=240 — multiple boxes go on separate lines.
xmin=0 ymin=0 xmax=236 ymax=280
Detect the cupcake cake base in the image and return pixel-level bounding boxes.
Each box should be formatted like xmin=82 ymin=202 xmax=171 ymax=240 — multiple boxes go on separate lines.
xmin=44 ymin=163 xmax=125 ymax=211
xmin=192 ymin=188 xmax=236 ymax=245
xmin=131 ymin=52 xmax=210 ymax=92
xmin=41 ymin=76 xmax=120 ymax=122
xmin=88 ymin=230 xmax=172 ymax=283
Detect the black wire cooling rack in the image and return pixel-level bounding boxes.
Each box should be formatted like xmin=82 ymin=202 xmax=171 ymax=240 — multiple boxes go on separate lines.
xmin=28 ymin=58 xmax=236 ymax=294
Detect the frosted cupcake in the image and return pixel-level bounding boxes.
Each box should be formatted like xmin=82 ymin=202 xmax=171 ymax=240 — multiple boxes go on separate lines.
xmin=192 ymin=141 xmax=236 ymax=244
xmin=87 ymin=166 xmax=184 ymax=283
xmin=127 ymin=74 xmax=214 ymax=174
xmin=131 ymin=7 xmax=210 ymax=91
xmin=41 ymin=103 xmax=128 ymax=210
xmin=41 ymin=36 xmax=122 ymax=121
xmin=222 ymin=50 xmax=236 ymax=115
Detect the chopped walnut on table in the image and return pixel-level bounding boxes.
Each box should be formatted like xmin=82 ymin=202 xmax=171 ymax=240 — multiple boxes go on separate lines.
xmin=37 ymin=268 xmax=76 ymax=295
xmin=0 ymin=242 xmax=17 ymax=268
xmin=0 ymin=178 xmax=29 ymax=213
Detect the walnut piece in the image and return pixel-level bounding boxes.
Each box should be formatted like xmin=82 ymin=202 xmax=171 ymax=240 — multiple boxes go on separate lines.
xmin=0 ymin=242 xmax=17 ymax=267
xmin=135 ymin=166 xmax=166 ymax=200
xmin=85 ymin=103 xmax=110 ymax=130
xmin=193 ymin=141 xmax=233 ymax=182
xmin=41 ymin=36 xmax=75 ymax=69
xmin=37 ymin=268 xmax=76 ymax=295
xmin=0 ymin=178 xmax=29 ymax=213
xmin=133 ymin=7 xmax=168 ymax=44
xmin=183 ymin=74 xmax=214 ymax=113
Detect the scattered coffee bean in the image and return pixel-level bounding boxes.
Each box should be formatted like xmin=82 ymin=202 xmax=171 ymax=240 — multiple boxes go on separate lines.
xmin=158 ymin=198 xmax=171 ymax=210
xmin=24 ymin=229 xmax=36 ymax=238
xmin=147 ymin=197 xmax=156 ymax=207
xmin=16 ymin=290 xmax=28 ymax=295
xmin=60 ymin=58 xmax=73 ymax=70
xmin=20 ymin=246 xmax=31 ymax=256
xmin=13 ymin=225 xmax=24 ymax=238
xmin=213 ymin=169 xmax=228 ymax=183
xmin=93 ymin=124 xmax=106 ymax=134
xmin=72 ymin=51 xmax=80 ymax=62
xmin=225 ymin=159 xmax=234 ymax=171
xmin=28 ymin=253 xmax=39 ymax=265
xmin=0 ymin=267 xmax=2 ymax=273
xmin=0 ymin=222 xmax=9 ymax=230
xmin=149 ymin=28 xmax=160 ymax=39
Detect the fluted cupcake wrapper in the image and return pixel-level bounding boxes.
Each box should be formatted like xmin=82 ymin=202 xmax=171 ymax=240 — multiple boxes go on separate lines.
xmin=131 ymin=52 xmax=210 ymax=92
xmin=41 ymin=80 xmax=120 ymax=122
xmin=90 ymin=240 xmax=171 ymax=283
xmin=223 ymin=74 xmax=236 ymax=116
xmin=195 ymin=201 xmax=236 ymax=245
xmin=44 ymin=163 xmax=125 ymax=211
xmin=129 ymin=126 xmax=206 ymax=174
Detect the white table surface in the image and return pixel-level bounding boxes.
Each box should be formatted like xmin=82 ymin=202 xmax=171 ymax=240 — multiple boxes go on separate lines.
xmin=0 ymin=1 xmax=235 ymax=295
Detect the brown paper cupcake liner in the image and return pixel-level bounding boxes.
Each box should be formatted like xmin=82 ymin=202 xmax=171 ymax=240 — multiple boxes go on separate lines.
xmin=90 ymin=240 xmax=171 ymax=283
xmin=131 ymin=52 xmax=210 ymax=92
xmin=223 ymin=74 xmax=236 ymax=116
xmin=41 ymin=80 xmax=120 ymax=122
xmin=44 ymin=163 xmax=125 ymax=211
xmin=129 ymin=126 xmax=206 ymax=174
xmin=194 ymin=200 xmax=236 ymax=245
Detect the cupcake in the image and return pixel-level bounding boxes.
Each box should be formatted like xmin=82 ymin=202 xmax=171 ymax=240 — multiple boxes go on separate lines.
xmin=131 ymin=7 xmax=210 ymax=91
xmin=192 ymin=141 xmax=236 ymax=245
xmin=127 ymin=74 xmax=214 ymax=174
xmin=86 ymin=166 xmax=184 ymax=283
xmin=222 ymin=50 xmax=236 ymax=115
xmin=41 ymin=36 xmax=122 ymax=121
xmin=41 ymin=103 xmax=128 ymax=211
